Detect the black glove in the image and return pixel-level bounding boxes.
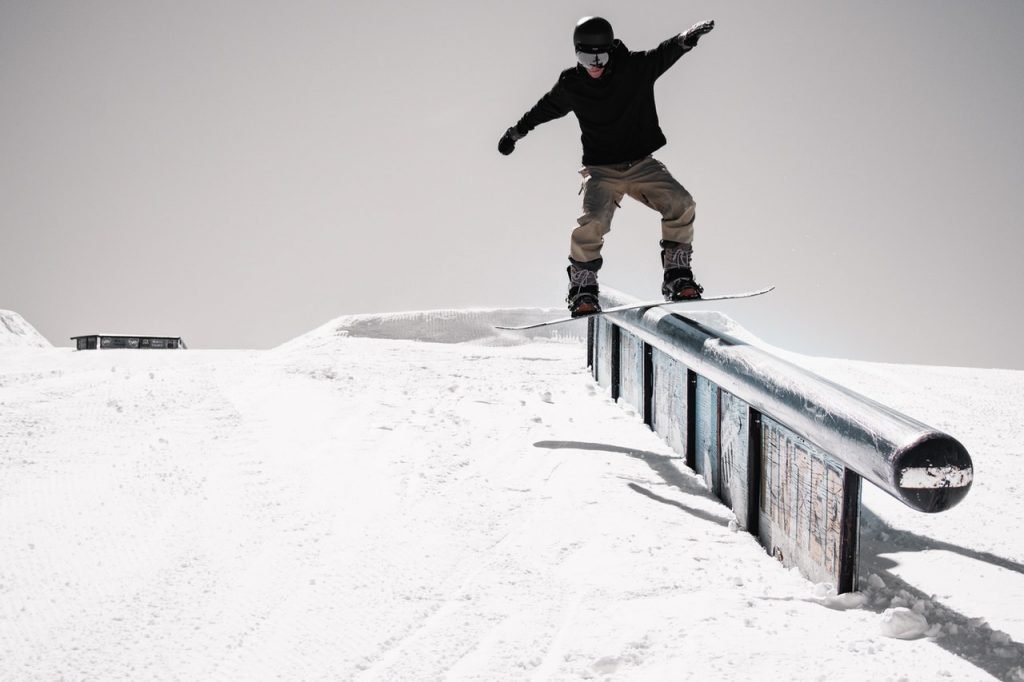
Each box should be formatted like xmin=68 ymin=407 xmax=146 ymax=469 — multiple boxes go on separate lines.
xmin=680 ymin=19 xmax=715 ymax=48
xmin=498 ymin=126 xmax=525 ymax=156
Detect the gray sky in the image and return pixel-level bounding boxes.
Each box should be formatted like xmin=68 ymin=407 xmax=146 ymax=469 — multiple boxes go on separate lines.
xmin=2 ymin=1 xmax=1022 ymax=368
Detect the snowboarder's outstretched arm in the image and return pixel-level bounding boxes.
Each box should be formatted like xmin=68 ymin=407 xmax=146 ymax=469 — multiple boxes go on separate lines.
xmin=498 ymin=77 xmax=574 ymax=156
xmin=642 ymin=19 xmax=715 ymax=81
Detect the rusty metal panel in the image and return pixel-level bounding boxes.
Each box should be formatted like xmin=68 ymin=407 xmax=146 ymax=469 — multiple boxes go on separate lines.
xmin=719 ymin=390 xmax=754 ymax=530
xmin=758 ymin=415 xmax=856 ymax=588
xmin=694 ymin=375 xmax=720 ymax=497
xmin=651 ymin=348 xmax=688 ymax=455
xmin=618 ymin=330 xmax=645 ymax=416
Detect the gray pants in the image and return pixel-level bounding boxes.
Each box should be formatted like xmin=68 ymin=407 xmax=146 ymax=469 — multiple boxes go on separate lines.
xmin=570 ymin=156 xmax=696 ymax=264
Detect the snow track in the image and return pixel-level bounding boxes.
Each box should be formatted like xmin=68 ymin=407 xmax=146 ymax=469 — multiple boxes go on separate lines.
xmin=1 ymin=311 xmax=1018 ymax=680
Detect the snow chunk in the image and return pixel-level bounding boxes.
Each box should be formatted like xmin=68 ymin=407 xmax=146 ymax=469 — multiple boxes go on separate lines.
xmin=825 ymin=592 xmax=869 ymax=611
xmin=880 ymin=607 xmax=930 ymax=640
xmin=899 ymin=464 xmax=972 ymax=489
xmin=811 ymin=583 xmax=868 ymax=610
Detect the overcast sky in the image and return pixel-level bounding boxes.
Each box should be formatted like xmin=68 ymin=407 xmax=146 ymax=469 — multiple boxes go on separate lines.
xmin=2 ymin=1 xmax=1022 ymax=368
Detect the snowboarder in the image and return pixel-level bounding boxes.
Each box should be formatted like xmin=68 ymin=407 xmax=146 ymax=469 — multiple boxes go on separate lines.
xmin=498 ymin=16 xmax=716 ymax=317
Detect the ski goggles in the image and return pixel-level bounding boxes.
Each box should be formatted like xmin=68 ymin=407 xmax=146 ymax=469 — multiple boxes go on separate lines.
xmin=576 ymin=51 xmax=609 ymax=69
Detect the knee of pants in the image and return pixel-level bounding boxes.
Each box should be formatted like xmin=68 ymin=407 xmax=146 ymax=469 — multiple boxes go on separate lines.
xmin=661 ymin=195 xmax=695 ymax=244
xmin=664 ymin=193 xmax=695 ymax=228
xmin=570 ymin=222 xmax=608 ymax=262
xmin=575 ymin=201 xmax=614 ymax=235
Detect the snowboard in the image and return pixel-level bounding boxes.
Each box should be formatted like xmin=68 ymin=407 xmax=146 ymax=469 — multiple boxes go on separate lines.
xmin=495 ymin=286 xmax=774 ymax=331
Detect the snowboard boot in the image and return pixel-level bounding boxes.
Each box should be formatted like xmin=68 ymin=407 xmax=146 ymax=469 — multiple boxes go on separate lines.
xmin=661 ymin=241 xmax=704 ymax=301
xmin=567 ymin=258 xmax=602 ymax=317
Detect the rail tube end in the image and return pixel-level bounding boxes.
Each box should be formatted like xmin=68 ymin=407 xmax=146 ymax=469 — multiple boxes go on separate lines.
xmin=895 ymin=435 xmax=973 ymax=513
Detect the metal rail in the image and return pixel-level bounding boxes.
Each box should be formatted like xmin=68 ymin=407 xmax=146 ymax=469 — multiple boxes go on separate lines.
xmin=596 ymin=289 xmax=972 ymax=513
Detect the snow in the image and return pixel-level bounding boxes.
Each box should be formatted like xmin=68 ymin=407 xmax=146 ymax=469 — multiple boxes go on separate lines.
xmin=0 ymin=310 xmax=51 ymax=349
xmin=2 ymin=308 xmax=1023 ymax=681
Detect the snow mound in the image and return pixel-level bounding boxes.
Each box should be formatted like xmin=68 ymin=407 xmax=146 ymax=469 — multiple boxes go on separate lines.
xmin=0 ymin=310 xmax=51 ymax=348
xmin=275 ymin=307 xmax=588 ymax=351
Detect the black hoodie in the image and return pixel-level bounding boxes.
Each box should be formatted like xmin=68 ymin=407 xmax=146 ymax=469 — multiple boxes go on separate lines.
xmin=514 ymin=38 xmax=690 ymax=166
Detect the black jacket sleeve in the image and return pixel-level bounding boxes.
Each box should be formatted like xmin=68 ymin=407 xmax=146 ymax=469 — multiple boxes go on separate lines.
xmin=513 ymin=72 xmax=574 ymax=136
xmin=640 ymin=36 xmax=690 ymax=81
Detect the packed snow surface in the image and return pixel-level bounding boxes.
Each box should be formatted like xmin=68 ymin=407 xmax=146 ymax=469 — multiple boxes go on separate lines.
xmin=2 ymin=308 xmax=1023 ymax=680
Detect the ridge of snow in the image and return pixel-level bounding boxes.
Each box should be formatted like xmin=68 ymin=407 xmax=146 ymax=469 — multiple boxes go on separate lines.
xmin=274 ymin=306 xmax=784 ymax=353
xmin=274 ymin=307 xmax=589 ymax=352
